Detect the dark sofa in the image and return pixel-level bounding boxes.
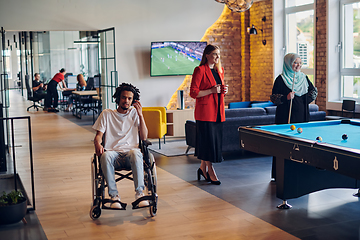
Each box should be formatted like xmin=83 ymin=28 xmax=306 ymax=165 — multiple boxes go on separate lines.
xmin=185 ymin=104 xmax=326 ymax=154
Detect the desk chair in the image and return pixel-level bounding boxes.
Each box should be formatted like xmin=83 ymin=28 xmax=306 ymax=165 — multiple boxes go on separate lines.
xmin=86 ymin=77 xmax=94 ymax=90
xmin=25 ymin=76 xmax=43 ymax=111
xmin=142 ymin=107 xmax=167 ymax=149
xmin=326 ymin=100 xmax=356 ymax=120
xmin=59 ymin=90 xmax=73 ymax=110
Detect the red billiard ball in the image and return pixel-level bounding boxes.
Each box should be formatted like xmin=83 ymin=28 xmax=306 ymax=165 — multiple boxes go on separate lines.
xmin=297 ymin=127 xmax=303 ymax=133
xmin=342 ymin=134 xmax=348 ymax=140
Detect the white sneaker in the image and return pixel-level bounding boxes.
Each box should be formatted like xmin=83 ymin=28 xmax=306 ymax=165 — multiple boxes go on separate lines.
xmin=135 ymin=192 xmax=149 ymax=207
xmin=110 ymin=195 xmax=122 ymax=209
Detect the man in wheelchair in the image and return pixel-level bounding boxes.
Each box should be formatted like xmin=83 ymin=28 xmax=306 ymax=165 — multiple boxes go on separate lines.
xmin=92 ymin=83 xmax=149 ymax=209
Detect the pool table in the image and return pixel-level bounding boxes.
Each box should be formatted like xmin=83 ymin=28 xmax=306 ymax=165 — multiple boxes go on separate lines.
xmin=238 ymin=119 xmax=360 ymax=208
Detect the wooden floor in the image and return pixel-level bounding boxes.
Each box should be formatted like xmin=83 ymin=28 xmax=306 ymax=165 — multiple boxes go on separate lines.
xmin=3 ymin=90 xmax=298 ymax=240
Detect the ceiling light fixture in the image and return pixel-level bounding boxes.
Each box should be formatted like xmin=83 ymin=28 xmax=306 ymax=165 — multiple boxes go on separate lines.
xmin=73 ymin=40 xmax=99 ymax=45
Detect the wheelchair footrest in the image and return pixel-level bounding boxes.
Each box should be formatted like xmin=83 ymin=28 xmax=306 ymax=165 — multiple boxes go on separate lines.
xmin=102 ymin=199 xmax=127 ymax=210
xmin=131 ymin=195 xmax=156 ymax=210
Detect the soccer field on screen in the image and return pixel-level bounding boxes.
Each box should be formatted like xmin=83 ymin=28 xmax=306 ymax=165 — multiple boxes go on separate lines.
xmin=151 ymin=46 xmax=201 ymax=76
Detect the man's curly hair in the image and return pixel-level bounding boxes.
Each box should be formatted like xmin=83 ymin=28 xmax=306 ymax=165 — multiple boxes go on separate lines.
xmin=112 ymin=83 xmax=140 ymax=105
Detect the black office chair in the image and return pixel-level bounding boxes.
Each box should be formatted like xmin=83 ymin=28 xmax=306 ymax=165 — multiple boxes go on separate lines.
xmin=86 ymin=77 xmax=94 ymax=90
xmin=25 ymin=75 xmax=43 ymax=111
xmin=326 ymin=99 xmax=356 ymax=120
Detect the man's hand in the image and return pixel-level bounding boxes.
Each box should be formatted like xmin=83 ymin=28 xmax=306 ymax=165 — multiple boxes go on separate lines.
xmin=132 ymin=100 xmax=143 ymax=117
xmin=133 ymin=100 xmax=148 ymax=140
xmin=94 ymin=131 xmax=104 ymax=156
xmin=95 ymin=143 xmax=104 ymax=156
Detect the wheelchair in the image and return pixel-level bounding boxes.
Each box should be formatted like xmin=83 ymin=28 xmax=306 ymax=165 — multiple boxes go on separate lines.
xmin=90 ymin=140 xmax=158 ymax=219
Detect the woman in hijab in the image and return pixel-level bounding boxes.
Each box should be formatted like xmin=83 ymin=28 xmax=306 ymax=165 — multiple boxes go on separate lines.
xmin=270 ymin=53 xmax=318 ymax=124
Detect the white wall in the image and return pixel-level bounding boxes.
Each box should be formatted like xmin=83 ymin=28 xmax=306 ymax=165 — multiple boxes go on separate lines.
xmin=0 ymin=0 xmax=224 ymax=107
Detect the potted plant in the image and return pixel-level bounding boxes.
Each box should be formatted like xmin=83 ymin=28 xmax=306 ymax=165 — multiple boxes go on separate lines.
xmin=0 ymin=190 xmax=27 ymax=225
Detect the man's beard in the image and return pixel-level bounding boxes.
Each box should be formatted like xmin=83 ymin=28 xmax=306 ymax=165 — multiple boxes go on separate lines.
xmin=121 ymin=106 xmax=129 ymax=111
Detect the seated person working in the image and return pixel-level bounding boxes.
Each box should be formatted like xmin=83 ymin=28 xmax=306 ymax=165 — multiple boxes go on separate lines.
xmin=92 ymin=83 xmax=149 ymax=209
xmin=32 ymin=73 xmax=47 ymax=100
xmin=65 ymin=74 xmax=87 ymax=112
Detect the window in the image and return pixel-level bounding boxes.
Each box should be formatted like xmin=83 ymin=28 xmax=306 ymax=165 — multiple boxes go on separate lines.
xmin=285 ymin=0 xmax=315 ymax=84
xmin=340 ymin=0 xmax=360 ymax=99
xmin=286 ymin=0 xmax=314 ymax=8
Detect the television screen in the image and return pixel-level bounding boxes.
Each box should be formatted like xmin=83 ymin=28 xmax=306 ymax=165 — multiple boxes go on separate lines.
xmin=150 ymin=41 xmax=207 ymax=77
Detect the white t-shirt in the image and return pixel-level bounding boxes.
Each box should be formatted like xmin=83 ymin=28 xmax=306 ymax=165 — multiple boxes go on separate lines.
xmin=92 ymin=108 xmax=140 ymax=152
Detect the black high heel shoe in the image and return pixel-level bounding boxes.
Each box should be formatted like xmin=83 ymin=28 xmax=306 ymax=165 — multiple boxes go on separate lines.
xmin=197 ymin=168 xmax=209 ymax=181
xmin=207 ymin=172 xmax=221 ymax=185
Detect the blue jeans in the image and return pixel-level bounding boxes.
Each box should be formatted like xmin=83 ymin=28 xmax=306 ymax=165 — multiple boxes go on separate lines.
xmin=100 ymin=149 xmax=144 ymax=198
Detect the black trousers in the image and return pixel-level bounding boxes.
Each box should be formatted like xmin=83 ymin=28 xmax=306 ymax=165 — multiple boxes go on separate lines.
xmin=34 ymin=92 xmax=48 ymax=106
xmin=45 ymin=80 xmax=58 ymax=108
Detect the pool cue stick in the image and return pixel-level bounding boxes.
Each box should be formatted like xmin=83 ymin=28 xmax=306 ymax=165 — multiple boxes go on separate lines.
xmin=287 ymin=72 xmax=296 ymax=124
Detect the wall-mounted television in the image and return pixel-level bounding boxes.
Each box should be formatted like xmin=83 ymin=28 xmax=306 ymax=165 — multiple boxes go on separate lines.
xmin=150 ymin=41 xmax=207 ymax=77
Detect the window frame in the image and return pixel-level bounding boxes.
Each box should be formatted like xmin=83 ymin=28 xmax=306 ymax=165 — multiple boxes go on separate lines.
xmin=284 ymin=2 xmax=316 ymax=79
xmin=339 ymin=0 xmax=360 ymax=100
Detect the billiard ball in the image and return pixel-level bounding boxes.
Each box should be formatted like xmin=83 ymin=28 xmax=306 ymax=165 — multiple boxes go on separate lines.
xmin=290 ymin=125 xmax=296 ymax=131
xmin=342 ymin=134 xmax=348 ymax=140
xmin=297 ymin=127 xmax=303 ymax=133
xmin=316 ymin=136 xmax=322 ymax=142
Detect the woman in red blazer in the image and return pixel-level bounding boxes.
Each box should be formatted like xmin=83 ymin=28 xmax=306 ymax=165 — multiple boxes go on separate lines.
xmin=190 ymin=44 xmax=228 ymax=185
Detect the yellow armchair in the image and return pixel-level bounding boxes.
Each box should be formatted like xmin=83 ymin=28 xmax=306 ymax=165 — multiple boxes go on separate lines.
xmin=142 ymin=107 xmax=167 ymax=149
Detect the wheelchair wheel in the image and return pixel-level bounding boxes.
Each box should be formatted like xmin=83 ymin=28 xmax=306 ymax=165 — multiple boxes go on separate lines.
xmin=91 ymin=156 xmax=96 ymax=202
xmin=149 ymin=154 xmax=157 ymax=193
xmin=150 ymin=204 xmax=157 ymax=217
xmin=90 ymin=205 xmax=101 ymax=220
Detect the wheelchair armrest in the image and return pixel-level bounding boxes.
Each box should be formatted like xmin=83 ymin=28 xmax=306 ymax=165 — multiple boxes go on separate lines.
xmin=142 ymin=139 xmax=152 ymax=147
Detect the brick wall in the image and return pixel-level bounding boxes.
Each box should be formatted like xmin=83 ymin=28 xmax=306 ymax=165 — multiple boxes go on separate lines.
xmin=167 ymin=0 xmax=329 ymax=112
xmin=248 ymin=1 xmax=273 ymax=102
xmin=167 ymin=1 xmax=274 ymax=110
xmin=167 ymin=6 xmax=243 ymax=109
xmin=241 ymin=10 xmax=251 ymax=101
xmin=315 ymin=0 xmax=327 ymax=112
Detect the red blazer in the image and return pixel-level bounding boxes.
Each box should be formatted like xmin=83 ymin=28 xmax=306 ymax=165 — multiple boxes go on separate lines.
xmin=190 ymin=64 xmax=225 ymax=122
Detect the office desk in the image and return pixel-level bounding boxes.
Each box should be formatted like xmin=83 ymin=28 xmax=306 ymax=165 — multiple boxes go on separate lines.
xmin=72 ymin=90 xmax=98 ymax=96
xmin=238 ymin=119 xmax=360 ymax=208
xmin=72 ymin=91 xmax=99 ymax=119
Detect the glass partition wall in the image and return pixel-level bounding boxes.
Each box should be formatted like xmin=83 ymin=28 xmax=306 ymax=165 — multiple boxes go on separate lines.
xmin=98 ymin=28 xmax=117 ymax=110
xmin=0 ymin=28 xmax=109 ymax=172
xmin=0 ymin=30 xmax=99 ymax=92
xmin=33 ymin=31 xmax=99 ymax=85
xmin=0 ymin=29 xmax=117 ymax=112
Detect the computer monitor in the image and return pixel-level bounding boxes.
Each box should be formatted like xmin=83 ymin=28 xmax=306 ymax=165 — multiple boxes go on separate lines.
xmin=67 ymin=75 xmax=77 ymax=84
xmin=94 ymin=76 xmax=100 ymax=88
